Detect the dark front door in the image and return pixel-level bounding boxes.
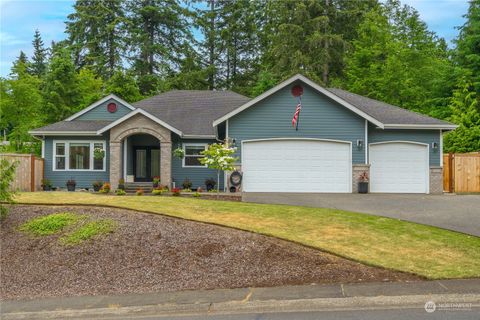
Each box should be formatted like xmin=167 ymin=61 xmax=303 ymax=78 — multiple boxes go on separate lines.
xmin=133 ymin=147 xmax=160 ymax=182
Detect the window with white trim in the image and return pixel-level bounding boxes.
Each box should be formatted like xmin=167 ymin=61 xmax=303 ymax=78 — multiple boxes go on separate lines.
xmin=53 ymin=141 xmax=106 ymax=171
xmin=182 ymin=144 xmax=207 ymax=167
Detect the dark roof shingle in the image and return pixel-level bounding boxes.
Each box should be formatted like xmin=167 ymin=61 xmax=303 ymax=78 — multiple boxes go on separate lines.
xmin=133 ymin=90 xmax=250 ymax=136
xmin=30 ymin=120 xmax=112 ymax=132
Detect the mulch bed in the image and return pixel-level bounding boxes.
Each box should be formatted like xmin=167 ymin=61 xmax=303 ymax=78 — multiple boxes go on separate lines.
xmin=1 ymin=205 xmax=421 ymax=300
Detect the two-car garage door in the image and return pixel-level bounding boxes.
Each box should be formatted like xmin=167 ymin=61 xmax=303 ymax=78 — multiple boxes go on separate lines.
xmin=242 ymin=139 xmax=352 ymax=193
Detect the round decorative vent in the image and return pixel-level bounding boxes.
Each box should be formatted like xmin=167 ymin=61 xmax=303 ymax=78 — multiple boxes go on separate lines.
xmin=107 ymin=102 xmax=117 ymax=113
xmin=291 ymin=85 xmax=304 ymax=97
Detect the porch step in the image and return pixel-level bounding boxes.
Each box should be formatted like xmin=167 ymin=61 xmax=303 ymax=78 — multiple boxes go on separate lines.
xmin=124 ymin=182 xmax=154 ymax=193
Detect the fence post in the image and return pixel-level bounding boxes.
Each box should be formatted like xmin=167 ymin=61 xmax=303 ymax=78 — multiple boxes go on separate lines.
xmin=30 ymin=154 xmax=35 ymax=192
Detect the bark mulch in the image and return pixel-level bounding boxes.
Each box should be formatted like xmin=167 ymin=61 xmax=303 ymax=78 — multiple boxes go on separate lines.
xmin=0 ymin=205 xmax=421 ymax=300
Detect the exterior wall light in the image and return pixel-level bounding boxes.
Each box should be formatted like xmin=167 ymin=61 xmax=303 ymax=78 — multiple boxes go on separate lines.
xmin=432 ymin=142 xmax=438 ymax=150
xmin=357 ymin=139 xmax=363 ymax=149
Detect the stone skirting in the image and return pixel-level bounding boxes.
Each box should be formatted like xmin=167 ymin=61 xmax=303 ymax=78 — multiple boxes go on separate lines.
xmin=429 ymin=166 xmax=443 ymax=194
xmin=352 ymin=164 xmax=370 ymax=193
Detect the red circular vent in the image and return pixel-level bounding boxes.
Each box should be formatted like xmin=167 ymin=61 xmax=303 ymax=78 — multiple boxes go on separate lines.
xmin=291 ymin=85 xmax=304 ymax=97
xmin=107 ymin=102 xmax=117 ymax=113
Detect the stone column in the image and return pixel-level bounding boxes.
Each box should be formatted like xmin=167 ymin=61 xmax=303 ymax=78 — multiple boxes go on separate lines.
xmin=352 ymin=164 xmax=370 ymax=193
xmin=109 ymin=141 xmax=121 ymax=188
xmin=429 ymin=166 xmax=443 ymax=194
xmin=160 ymin=141 xmax=172 ymax=188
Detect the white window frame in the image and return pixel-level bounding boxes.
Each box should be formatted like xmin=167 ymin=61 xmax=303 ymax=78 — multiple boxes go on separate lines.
xmin=182 ymin=143 xmax=208 ymax=168
xmin=53 ymin=140 xmax=106 ymax=172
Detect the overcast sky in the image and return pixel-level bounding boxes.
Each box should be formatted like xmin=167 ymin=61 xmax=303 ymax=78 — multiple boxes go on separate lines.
xmin=0 ymin=0 xmax=470 ymax=77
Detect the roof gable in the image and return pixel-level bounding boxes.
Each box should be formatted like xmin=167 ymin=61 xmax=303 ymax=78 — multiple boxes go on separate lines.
xmin=66 ymin=94 xmax=136 ymax=121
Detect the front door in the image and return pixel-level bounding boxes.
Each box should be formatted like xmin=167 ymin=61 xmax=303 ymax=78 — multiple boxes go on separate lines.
xmin=133 ymin=147 xmax=160 ymax=182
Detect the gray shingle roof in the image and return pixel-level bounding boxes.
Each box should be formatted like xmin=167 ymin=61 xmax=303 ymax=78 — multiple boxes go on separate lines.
xmin=133 ymin=90 xmax=250 ymax=136
xmin=30 ymin=120 xmax=112 ymax=132
xmin=326 ymin=88 xmax=453 ymax=126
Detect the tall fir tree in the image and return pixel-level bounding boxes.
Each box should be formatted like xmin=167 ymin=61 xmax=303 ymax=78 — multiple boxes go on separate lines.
xmin=29 ymin=29 xmax=48 ymax=77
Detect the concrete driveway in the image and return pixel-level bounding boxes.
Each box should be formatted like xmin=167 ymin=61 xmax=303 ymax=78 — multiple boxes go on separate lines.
xmin=242 ymin=193 xmax=480 ymax=236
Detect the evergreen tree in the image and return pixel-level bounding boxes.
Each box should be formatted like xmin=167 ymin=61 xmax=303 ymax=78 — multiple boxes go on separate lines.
xmin=66 ymin=0 xmax=126 ymax=78
xmin=126 ymin=0 xmax=192 ymax=95
xmin=105 ymin=70 xmax=143 ymax=102
xmin=29 ymin=29 xmax=48 ymax=77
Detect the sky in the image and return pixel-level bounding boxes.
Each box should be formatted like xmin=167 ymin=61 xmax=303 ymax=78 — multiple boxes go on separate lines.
xmin=0 ymin=0 xmax=471 ymax=77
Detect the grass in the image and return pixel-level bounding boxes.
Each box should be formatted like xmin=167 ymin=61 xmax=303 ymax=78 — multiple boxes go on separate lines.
xmin=60 ymin=219 xmax=116 ymax=245
xmin=14 ymin=192 xmax=480 ymax=279
xmin=19 ymin=212 xmax=81 ymax=236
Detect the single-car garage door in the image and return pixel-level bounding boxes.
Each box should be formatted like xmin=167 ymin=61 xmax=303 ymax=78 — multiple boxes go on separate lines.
xmin=369 ymin=142 xmax=429 ymax=193
xmin=242 ymin=139 xmax=352 ymax=193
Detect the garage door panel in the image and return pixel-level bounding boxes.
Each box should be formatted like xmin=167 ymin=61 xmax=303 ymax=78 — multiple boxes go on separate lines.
xmin=242 ymin=139 xmax=351 ymax=193
xmin=369 ymin=142 xmax=428 ymax=193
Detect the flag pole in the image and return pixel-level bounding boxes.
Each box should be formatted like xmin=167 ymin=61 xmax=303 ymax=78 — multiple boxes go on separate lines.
xmin=296 ymin=95 xmax=302 ymax=131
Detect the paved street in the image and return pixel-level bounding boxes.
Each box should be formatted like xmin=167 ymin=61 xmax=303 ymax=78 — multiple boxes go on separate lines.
xmin=243 ymin=193 xmax=480 ymax=236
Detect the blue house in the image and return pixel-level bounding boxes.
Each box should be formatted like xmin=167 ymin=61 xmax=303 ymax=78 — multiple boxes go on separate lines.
xmin=30 ymin=74 xmax=456 ymax=194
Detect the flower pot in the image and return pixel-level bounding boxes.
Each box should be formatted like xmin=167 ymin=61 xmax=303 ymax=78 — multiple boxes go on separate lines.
xmin=43 ymin=185 xmax=51 ymax=191
xmin=93 ymin=185 xmax=101 ymax=192
xmin=358 ymin=182 xmax=369 ymax=194
xmin=66 ymin=184 xmax=76 ymax=192
xmin=206 ymin=184 xmax=215 ymax=191
xmin=153 ymin=182 xmax=159 ymax=188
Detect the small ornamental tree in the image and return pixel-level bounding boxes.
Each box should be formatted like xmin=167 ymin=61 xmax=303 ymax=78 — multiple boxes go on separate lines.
xmin=0 ymin=159 xmax=17 ymax=220
xmin=200 ymin=143 xmax=237 ymax=194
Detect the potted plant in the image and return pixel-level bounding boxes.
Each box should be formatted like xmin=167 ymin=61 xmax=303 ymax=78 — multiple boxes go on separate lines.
xmin=205 ymin=178 xmax=216 ymax=191
xmin=182 ymin=178 xmax=192 ymax=190
xmin=118 ymin=178 xmax=125 ymax=190
xmin=152 ymin=176 xmax=160 ymax=188
xmin=173 ymin=147 xmax=185 ymax=159
xmin=92 ymin=181 xmax=103 ymax=192
xmin=171 ymin=187 xmax=181 ymax=196
xmin=41 ymin=179 xmax=52 ymax=191
xmin=358 ymin=171 xmax=369 ymax=194
xmin=66 ymin=178 xmax=76 ymax=192
xmin=93 ymin=147 xmax=105 ymax=160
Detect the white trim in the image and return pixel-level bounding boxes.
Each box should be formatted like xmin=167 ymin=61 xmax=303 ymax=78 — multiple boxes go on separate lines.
xmin=65 ymin=94 xmax=136 ymax=121
xmin=383 ymin=124 xmax=458 ymax=130
xmin=368 ymin=141 xmax=430 ymax=194
xmin=213 ymin=74 xmax=385 ymax=128
xmin=182 ymin=134 xmax=216 ymax=139
xmin=96 ymin=108 xmax=183 ymax=136
xmin=52 ymin=140 xmax=107 ymax=172
xmin=182 ymin=143 xmax=208 ymax=168
xmin=123 ymin=137 xmax=128 ymax=179
xmin=41 ymin=140 xmax=45 ymax=158
xmin=365 ymin=120 xmax=368 ymax=164
xmin=29 ymin=131 xmax=99 ymax=136
xmin=241 ymin=138 xmax=353 ymax=193
xmin=440 ymin=130 xmax=443 ymax=167
xmin=224 ymin=120 xmax=229 ymax=191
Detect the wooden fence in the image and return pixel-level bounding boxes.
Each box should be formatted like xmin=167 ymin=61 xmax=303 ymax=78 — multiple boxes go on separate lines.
xmin=0 ymin=153 xmax=44 ymax=191
xmin=443 ymin=153 xmax=480 ymax=193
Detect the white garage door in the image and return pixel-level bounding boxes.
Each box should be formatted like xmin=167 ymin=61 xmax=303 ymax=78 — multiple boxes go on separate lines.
xmin=242 ymin=139 xmax=352 ymax=193
xmin=369 ymin=142 xmax=429 ymax=193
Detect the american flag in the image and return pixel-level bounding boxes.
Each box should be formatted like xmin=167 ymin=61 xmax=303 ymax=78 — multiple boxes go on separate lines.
xmin=292 ymin=101 xmax=302 ymax=130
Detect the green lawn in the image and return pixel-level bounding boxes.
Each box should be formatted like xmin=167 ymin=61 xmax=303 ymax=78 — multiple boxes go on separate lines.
xmin=14 ymin=192 xmax=480 ymax=279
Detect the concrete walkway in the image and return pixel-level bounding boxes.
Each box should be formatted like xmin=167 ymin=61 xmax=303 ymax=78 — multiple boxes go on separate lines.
xmin=242 ymin=193 xmax=480 ymax=236
xmin=2 ymin=279 xmax=480 ymax=319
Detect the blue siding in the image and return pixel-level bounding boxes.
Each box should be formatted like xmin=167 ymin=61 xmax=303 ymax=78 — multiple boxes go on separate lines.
xmin=228 ymin=82 xmax=366 ymax=164
xmin=44 ymin=135 xmax=110 ymax=189
xmin=76 ymin=98 xmax=132 ymax=121
xmin=368 ymin=125 xmax=441 ymax=166
xmin=171 ymin=136 xmax=224 ymax=190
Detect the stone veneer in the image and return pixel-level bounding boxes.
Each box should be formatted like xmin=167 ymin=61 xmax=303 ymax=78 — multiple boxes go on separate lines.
xmin=352 ymin=164 xmax=370 ymax=193
xmin=429 ymin=166 xmax=443 ymax=194
xmin=109 ymin=114 xmax=172 ymax=188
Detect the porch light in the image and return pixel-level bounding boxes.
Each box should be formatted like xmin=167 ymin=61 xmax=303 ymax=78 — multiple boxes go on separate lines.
xmin=356 ymin=139 xmax=363 ymax=149
xmin=432 ymin=142 xmax=438 ymax=150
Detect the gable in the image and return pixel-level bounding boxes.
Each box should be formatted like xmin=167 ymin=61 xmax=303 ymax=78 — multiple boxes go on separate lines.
xmin=76 ymin=98 xmax=133 ymax=121
xmin=228 ymin=82 xmax=366 ymax=164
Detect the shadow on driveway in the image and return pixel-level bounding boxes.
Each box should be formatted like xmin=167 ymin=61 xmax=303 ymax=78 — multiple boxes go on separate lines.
xmin=243 ymin=193 xmax=480 ymax=237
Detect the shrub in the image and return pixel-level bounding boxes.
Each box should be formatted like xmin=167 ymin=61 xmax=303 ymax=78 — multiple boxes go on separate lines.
xmin=92 ymin=181 xmax=103 ymax=191
xmin=182 ymin=178 xmax=192 ymax=190
xmin=193 ymin=192 xmax=201 ymax=198
xmin=0 ymin=159 xmax=17 ymax=220
xmin=115 ymin=189 xmax=126 ymax=196
xmin=182 ymin=188 xmax=192 ymax=192
xmin=172 ymin=187 xmax=181 ymax=196
xmin=136 ymin=188 xmax=144 ymax=196
xmin=152 ymin=188 xmax=167 ymax=196
xmin=99 ymin=182 xmax=111 ymax=193
xmin=197 ymin=187 xmax=203 ymax=193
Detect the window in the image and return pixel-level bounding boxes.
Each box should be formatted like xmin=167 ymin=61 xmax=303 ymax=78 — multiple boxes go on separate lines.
xmin=183 ymin=144 xmax=207 ymax=167
xmin=55 ymin=143 xmax=65 ymax=170
xmin=53 ymin=141 xmax=106 ymax=171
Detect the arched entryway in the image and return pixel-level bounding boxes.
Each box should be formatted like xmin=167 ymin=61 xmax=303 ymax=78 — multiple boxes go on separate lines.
xmin=109 ymin=114 xmax=172 ymax=188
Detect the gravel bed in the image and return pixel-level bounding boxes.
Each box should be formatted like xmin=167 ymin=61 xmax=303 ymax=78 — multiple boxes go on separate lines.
xmin=1 ymin=205 xmax=421 ymax=300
